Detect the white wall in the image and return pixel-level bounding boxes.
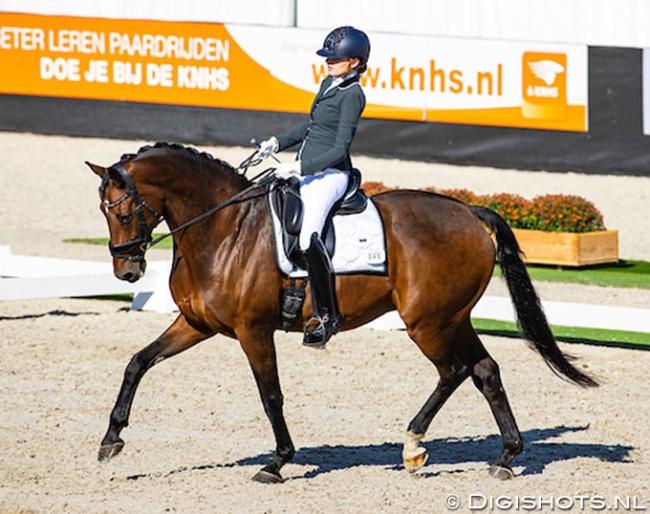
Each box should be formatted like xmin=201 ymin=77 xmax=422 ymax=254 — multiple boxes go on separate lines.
xmin=0 ymin=0 xmax=297 ymax=26
xmin=297 ymin=0 xmax=650 ymax=48
xmin=1 ymin=0 xmax=650 ymax=47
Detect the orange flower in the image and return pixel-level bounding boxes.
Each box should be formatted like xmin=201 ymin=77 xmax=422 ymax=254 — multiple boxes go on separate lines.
xmin=360 ymin=183 xmax=607 ymax=233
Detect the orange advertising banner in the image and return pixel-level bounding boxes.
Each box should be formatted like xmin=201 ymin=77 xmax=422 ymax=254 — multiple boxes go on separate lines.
xmin=0 ymin=12 xmax=314 ymax=113
xmin=0 ymin=12 xmax=588 ymax=131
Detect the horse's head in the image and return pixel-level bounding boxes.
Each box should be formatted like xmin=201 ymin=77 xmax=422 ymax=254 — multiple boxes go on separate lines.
xmin=86 ymin=160 xmax=164 ymax=282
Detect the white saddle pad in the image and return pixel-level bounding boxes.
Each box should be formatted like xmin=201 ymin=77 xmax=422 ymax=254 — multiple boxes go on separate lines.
xmin=269 ymin=194 xmax=388 ymax=279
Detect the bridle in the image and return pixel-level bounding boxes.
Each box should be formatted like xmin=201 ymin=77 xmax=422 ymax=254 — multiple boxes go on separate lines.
xmin=101 ymin=163 xmax=163 ymax=263
xmin=101 ymin=153 xmax=276 ymax=263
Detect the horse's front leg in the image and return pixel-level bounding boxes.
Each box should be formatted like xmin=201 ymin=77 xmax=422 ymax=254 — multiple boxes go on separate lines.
xmin=98 ymin=314 xmax=209 ymax=461
xmin=238 ymin=328 xmax=295 ymax=484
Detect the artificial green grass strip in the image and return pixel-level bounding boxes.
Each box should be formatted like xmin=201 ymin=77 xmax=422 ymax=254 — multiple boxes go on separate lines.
xmin=472 ymin=317 xmax=650 ymax=350
xmin=493 ymin=259 xmax=650 ymax=289
xmin=64 ymin=237 xmax=109 ymax=246
xmin=526 ymin=260 xmax=650 ymax=289
xmin=64 ymin=235 xmax=174 ymax=250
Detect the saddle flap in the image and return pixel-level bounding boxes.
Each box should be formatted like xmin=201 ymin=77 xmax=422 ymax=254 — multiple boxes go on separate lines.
xmin=268 ymin=188 xmax=387 ymax=279
xmin=280 ymin=177 xmax=303 ymax=236
xmin=271 ymin=180 xmax=337 ymax=270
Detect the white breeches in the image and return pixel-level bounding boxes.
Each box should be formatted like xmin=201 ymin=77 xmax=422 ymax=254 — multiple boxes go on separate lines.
xmin=298 ymin=168 xmax=349 ymax=251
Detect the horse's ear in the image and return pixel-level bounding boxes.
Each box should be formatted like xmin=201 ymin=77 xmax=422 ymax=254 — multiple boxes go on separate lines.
xmin=107 ymin=166 xmax=127 ymax=189
xmin=85 ymin=161 xmax=106 ymax=178
xmin=85 ymin=161 xmax=128 ymax=188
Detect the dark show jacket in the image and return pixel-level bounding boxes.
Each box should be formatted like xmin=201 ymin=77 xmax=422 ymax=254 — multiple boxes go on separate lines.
xmin=275 ymin=73 xmax=366 ymax=175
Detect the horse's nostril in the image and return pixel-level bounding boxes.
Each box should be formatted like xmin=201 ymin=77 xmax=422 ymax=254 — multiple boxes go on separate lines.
xmin=114 ymin=260 xmax=146 ymax=283
xmin=117 ymin=271 xmax=140 ymax=283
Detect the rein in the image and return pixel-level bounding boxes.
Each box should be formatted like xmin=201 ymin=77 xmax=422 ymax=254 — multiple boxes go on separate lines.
xmin=104 ymin=153 xmax=276 ymax=260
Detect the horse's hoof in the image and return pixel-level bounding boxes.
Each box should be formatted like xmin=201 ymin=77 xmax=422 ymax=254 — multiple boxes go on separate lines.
xmin=252 ymin=469 xmax=283 ymax=484
xmin=489 ymin=465 xmax=514 ymax=480
xmin=404 ymin=448 xmax=428 ymax=473
xmin=98 ymin=440 xmax=125 ymax=461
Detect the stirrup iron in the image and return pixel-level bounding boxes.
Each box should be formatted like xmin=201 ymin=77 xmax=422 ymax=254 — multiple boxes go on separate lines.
xmin=303 ymin=312 xmax=340 ymax=349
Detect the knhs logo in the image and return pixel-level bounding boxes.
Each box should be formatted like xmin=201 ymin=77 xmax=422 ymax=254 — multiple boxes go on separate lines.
xmin=521 ymin=52 xmax=567 ymax=120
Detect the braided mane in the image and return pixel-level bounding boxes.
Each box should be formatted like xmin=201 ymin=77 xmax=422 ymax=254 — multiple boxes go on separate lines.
xmin=120 ymin=141 xmax=251 ymax=191
xmin=119 ymin=141 xmax=232 ymax=168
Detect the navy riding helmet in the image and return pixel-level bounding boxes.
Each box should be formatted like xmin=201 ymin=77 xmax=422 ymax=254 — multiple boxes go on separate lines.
xmin=316 ymin=26 xmax=370 ymax=73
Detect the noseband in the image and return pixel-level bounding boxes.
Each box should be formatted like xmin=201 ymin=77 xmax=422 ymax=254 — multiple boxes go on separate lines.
xmin=102 ymin=163 xmax=164 ymax=263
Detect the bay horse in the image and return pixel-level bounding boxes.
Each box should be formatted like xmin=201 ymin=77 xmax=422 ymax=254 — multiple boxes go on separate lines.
xmin=86 ymin=142 xmax=597 ymax=483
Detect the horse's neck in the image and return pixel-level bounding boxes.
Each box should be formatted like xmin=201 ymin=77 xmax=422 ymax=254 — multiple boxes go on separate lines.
xmin=162 ymin=166 xmax=254 ymax=248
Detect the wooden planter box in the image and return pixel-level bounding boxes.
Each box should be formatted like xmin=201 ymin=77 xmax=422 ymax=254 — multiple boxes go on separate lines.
xmin=511 ymin=229 xmax=619 ymax=267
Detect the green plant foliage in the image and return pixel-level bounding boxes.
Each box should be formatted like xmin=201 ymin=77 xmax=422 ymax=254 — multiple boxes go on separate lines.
xmin=526 ymin=194 xmax=606 ymax=232
xmin=362 ymin=182 xmax=607 ymax=233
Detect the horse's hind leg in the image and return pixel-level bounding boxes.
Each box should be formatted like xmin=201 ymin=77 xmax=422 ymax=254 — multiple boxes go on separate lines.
xmin=98 ymin=314 xmax=209 ymax=461
xmin=403 ymin=320 xmax=522 ymax=479
xmin=403 ymin=365 xmax=470 ymax=472
xmin=452 ymin=320 xmax=523 ymax=479
xmin=403 ymin=328 xmax=473 ymax=472
xmin=466 ymin=329 xmax=523 ymax=479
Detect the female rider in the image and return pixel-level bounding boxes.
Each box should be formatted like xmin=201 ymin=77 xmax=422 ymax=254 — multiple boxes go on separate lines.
xmin=258 ymin=26 xmax=370 ymax=348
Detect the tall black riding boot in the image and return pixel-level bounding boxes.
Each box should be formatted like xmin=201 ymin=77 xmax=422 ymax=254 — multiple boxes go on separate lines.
xmin=303 ymin=233 xmax=341 ymax=348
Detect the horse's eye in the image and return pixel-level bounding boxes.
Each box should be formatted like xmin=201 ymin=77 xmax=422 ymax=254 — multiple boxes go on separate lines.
xmin=117 ymin=214 xmax=133 ymax=224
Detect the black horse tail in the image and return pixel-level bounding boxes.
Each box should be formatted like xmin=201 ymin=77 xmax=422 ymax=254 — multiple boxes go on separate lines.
xmin=472 ymin=206 xmax=599 ymax=388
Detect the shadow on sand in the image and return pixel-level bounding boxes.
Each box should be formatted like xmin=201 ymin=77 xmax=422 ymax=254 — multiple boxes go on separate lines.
xmin=125 ymin=424 xmax=632 ymax=481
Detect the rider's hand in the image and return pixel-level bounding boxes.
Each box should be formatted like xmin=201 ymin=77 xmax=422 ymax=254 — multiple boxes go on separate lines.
xmin=258 ymin=137 xmax=279 ymax=159
xmin=274 ymin=162 xmax=302 ymax=180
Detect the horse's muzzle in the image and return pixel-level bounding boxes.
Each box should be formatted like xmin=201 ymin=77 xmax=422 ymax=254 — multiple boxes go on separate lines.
xmin=114 ymin=259 xmax=146 ymax=283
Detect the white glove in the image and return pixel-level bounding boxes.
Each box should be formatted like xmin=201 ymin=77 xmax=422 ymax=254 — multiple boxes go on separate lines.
xmin=274 ymin=161 xmax=302 ymax=180
xmin=258 ymin=137 xmax=279 ymax=159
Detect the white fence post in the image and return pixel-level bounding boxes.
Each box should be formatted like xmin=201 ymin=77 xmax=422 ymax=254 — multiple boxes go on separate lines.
xmin=0 ymin=246 xmax=176 ymax=313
